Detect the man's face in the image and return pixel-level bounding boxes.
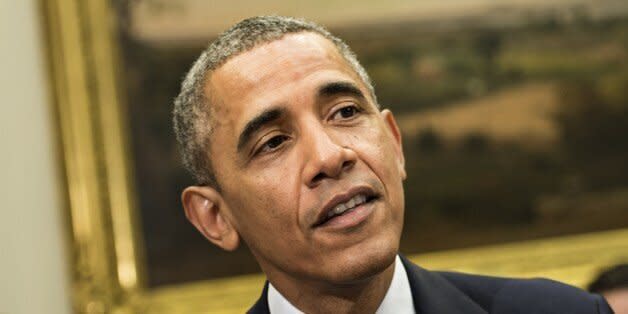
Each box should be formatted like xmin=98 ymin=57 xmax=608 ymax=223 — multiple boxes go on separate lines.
xmin=206 ymin=32 xmax=406 ymax=284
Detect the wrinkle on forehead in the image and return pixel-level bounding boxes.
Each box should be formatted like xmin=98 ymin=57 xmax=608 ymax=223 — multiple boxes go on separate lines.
xmin=206 ymin=32 xmax=355 ymax=129
xmin=211 ymin=33 xmax=348 ymax=99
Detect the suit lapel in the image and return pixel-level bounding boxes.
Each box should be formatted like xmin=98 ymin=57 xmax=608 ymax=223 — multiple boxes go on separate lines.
xmin=247 ymin=281 xmax=270 ymax=314
xmin=400 ymin=255 xmax=487 ymax=314
xmin=247 ymin=257 xmax=488 ymax=314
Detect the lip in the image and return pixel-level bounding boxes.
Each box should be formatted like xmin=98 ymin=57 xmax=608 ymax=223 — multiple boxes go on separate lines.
xmin=313 ymin=186 xmax=379 ymax=228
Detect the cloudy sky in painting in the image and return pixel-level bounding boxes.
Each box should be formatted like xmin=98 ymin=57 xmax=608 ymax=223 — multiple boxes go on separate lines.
xmin=129 ymin=0 xmax=628 ymax=43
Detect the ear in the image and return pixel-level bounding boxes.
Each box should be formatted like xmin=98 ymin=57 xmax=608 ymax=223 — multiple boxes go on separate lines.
xmin=381 ymin=109 xmax=406 ymax=180
xmin=181 ymin=186 xmax=240 ymax=251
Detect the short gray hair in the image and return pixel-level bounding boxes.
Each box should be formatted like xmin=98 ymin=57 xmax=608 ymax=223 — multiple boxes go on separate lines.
xmin=173 ymin=15 xmax=375 ymax=187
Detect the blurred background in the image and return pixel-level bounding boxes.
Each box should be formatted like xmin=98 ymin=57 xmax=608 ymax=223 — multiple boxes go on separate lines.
xmin=2 ymin=0 xmax=628 ymax=313
xmin=1 ymin=1 xmax=71 ymax=314
xmin=112 ymin=0 xmax=628 ymax=287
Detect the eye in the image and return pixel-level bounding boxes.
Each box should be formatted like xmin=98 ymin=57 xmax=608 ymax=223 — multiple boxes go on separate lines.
xmin=256 ymin=134 xmax=289 ymax=155
xmin=331 ymin=104 xmax=361 ymax=121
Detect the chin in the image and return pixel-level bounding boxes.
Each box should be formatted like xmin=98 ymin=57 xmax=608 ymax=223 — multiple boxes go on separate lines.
xmin=323 ymin=235 xmax=399 ymax=284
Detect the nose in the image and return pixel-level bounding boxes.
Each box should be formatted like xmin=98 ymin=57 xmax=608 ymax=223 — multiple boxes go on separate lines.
xmin=302 ymin=125 xmax=357 ymax=188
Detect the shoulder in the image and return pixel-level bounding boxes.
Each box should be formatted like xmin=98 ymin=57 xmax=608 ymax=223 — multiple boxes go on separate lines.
xmin=400 ymin=255 xmax=612 ymax=314
xmin=436 ymin=270 xmax=614 ymax=314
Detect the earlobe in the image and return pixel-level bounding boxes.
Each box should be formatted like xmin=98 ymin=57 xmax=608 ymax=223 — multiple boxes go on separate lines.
xmin=182 ymin=186 xmax=240 ymax=251
xmin=381 ymin=109 xmax=407 ymax=180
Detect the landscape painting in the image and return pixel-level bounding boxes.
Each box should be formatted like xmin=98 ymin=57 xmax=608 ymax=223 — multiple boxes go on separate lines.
xmin=112 ymin=0 xmax=628 ymax=287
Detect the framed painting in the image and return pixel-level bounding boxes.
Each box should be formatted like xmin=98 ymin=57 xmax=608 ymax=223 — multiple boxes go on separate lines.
xmin=42 ymin=0 xmax=628 ymax=312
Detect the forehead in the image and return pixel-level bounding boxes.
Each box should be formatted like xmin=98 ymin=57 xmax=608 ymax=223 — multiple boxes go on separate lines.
xmin=207 ymin=32 xmax=355 ymax=104
xmin=219 ymin=32 xmax=345 ymax=81
xmin=204 ymin=32 xmax=363 ymax=138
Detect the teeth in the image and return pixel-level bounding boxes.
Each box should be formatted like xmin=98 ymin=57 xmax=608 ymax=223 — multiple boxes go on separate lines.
xmin=355 ymin=194 xmax=366 ymax=205
xmin=327 ymin=194 xmax=368 ymax=218
xmin=334 ymin=204 xmax=347 ymax=214
xmin=347 ymin=198 xmax=355 ymax=209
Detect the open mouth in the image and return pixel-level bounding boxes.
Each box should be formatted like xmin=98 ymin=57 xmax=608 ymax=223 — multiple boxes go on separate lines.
xmin=313 ymin=192 xmax=378 ymax=228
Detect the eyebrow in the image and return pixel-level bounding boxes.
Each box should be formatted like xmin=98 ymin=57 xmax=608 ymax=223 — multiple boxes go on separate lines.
xmin=317 ymin=81 xmax=366 ymax=101
xmin=237 ymin=107 xmax=286 ymax=152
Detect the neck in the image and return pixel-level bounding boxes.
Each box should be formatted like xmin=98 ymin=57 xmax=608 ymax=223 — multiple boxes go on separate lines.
xmin=266 ymin=259 xmax=396 ymax=314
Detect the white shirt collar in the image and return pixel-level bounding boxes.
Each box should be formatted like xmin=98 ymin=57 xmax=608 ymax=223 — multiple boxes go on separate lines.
xmin=268 ymin=255 xmax=415 ymax=314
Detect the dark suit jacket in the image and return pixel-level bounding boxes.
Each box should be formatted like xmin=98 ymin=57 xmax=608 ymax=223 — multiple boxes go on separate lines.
xmin=248 ymin=255 xmax=614 ymax=313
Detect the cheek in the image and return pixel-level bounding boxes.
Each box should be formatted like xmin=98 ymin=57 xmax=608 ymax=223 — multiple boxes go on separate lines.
xmin=351 ymin=125 xmax=399 ymax=174
xmin=352 ymin=125 xmax=405 ymax=205
xmin=226 ymin=159 xmax=303 ymax=237
xmin=225 ymin=168 xmax=313 ymax=263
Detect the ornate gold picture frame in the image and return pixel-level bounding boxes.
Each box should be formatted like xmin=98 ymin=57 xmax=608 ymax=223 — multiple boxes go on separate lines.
xmin=42 ymin=0 xmax=628 ymax=313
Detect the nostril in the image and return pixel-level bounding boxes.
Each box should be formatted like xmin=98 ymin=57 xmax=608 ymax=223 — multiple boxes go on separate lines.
xmin=312 ymin=172 xmax=326 ymax=183
xmin=342 ymin=159 xmax=355 ymax=171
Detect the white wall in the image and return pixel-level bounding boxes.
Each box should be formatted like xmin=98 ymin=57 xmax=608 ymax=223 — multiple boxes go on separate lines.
xmin=0 ymin=0 xmax=72 ymax=313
